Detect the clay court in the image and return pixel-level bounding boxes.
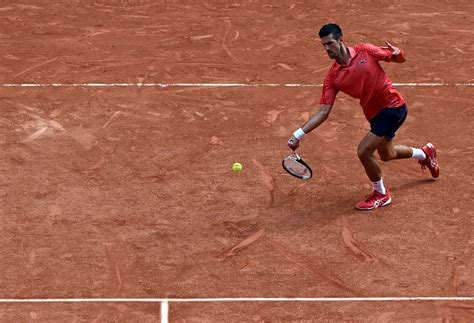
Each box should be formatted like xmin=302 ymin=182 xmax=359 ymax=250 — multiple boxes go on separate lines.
xmin=1 ymin=0 xmax=473 ymax=321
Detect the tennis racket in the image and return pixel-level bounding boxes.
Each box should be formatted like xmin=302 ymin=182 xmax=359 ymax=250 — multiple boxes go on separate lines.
xmin=282 ymin=151 xmax=313 ymax=180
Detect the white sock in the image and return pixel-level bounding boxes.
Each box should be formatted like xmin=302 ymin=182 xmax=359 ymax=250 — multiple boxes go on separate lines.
xmin=411 ymin=148 xmax=426 ymax=160
xmin=372 ymin=178 xmax=386 ymax=195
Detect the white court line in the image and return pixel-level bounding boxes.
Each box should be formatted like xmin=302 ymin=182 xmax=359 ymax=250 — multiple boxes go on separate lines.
xmin=4 ymin=83 xmax=310 ymax=87
xmin=0 ymin=82 xmax=473 ymax=87
xmin=0 ymin=297 xmax=473 ymax=303
xmin=160 ymin=300 xmax=169 ymax=323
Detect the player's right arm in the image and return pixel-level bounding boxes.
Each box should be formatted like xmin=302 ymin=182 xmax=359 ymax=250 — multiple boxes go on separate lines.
xmin=288 ymin=104 xmax=333 ymax=150
xmin=288 ymin=66 xmax=337 ymax=151
xmin=303 ymin=104 xmax=333 ymax=133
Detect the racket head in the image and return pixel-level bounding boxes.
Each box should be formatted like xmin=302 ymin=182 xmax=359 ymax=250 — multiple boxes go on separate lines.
xmin=282 ymin=152 xmax=313 ymax=180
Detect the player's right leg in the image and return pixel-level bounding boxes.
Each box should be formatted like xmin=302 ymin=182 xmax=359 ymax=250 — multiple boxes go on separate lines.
xmin=377 ymin=140 xmax=413 ymax=162
xmin=378 ymin=139 xmax=439 ymax=178
xmin=370 ymin=104 xmax=439 ymax=178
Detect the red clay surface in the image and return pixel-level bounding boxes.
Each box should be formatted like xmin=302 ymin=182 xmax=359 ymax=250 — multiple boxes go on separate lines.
xmin=1 ymin=0 xmax=473 ymax=321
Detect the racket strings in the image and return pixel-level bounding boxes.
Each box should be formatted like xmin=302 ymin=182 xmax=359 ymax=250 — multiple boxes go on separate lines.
xmin=282 ymin=155 xmax=312 ymax=179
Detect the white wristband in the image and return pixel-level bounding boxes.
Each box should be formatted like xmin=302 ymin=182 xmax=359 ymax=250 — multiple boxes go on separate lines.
xmin=392 ymin=48 xmax=400 ymax=56
xmin=293 ymin=128 xmax=305 ymax=140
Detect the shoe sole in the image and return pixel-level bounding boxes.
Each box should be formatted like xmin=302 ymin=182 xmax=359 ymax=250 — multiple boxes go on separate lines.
xmin=356 ymin=197 xmax=392 ymax=211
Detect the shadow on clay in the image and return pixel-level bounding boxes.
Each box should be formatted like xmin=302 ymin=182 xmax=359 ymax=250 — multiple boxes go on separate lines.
xmin=393 ymin=178 xmax=437 ymax=191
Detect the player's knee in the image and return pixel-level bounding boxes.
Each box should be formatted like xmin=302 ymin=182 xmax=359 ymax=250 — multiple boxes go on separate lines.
xmin=379 ymin=153 xmax=392 ymax=162
xmin=357 ymin=146 xmax=371 ymax=160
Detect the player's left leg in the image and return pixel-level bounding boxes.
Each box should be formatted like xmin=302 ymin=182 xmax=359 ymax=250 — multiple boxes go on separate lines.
xmin=356 ymin=132 xmax=391 ymax=210
xmin=357 ymin=131 xmax=385 ymax=182
xmin=356 ymin=104 xmax=408 ymax=210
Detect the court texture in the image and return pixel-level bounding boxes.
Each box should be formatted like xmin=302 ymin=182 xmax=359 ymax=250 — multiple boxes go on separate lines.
xmin=1 ymin=0 xmax=473 ymax=321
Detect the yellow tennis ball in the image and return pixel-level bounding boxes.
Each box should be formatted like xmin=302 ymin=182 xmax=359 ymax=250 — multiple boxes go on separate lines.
xmin=232 ymin=162 xmax=242 ymax=172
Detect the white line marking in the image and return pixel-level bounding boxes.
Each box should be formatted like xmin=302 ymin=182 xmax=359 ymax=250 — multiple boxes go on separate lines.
xmin=0 ymin=297 xmax=473 ymax=303
xmin=0 ymin=83 xmax=473 ymax=88
xmin=160 ymin=300 xmax=168 ymax=323
xmin=0 ymin=83 xmax=313 ymax=87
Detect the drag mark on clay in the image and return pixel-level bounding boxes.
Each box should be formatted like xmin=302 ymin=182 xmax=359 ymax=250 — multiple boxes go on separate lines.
xmin=189 ymin=34 xmax=214 ymax=41
xmin=90 ymin=312 xmax=105 ymax=323
xmin=13 ymin=57 xmax=59 ymax=78
xmin=20 ymin=116 xmax=65 ymax=143
xmin=269 ymin=240 xmax=367 ymax=296
xmin=342 ymin=226 xmax=378 ymax=263
xmin=4 ymin=99 xmax=65 ymax=143
xmin=86 ymin=156 xmax=105 ymax=171
xmin=219 ymin=229 xmax=265 ymax=261
xmin=101 ymin=111 xmax=122 ymax=130
xmin=276 ymin=63 xmax=295 ymax=71
xmin=252 ymin=159 xmax=275 ymax=205
xmin=263 ymin=109 xmax=284 ymax=124
xmin=22 ymin=126 xmax=49 ymax=143
xmin=222 ymin=19 xmax=243 ymax=63
xmin=69 ymin=126 xmax=97 ymax=150
xmin=104 ymin=244 xmax=123 ymax=296
xmin=448 ymin=265 xmax=460 ymax=293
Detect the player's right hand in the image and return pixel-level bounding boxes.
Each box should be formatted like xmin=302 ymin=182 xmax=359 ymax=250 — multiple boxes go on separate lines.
xmin=287 ymin=136 xmax=299 ymax=151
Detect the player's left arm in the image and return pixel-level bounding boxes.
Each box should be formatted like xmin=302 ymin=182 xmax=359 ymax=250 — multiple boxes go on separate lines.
xmin=380 ymin=41 xmax=405 ymax=63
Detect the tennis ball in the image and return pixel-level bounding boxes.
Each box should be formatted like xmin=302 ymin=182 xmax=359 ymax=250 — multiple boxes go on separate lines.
xmin=232 ymin=162 xmax=242 ymax=172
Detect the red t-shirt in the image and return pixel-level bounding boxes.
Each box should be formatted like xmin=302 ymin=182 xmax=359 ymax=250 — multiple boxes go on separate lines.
xmin=319 ymin=44 xmax=405 ymax=120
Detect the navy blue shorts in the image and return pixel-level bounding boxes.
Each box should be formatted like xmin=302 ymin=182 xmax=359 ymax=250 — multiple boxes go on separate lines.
xmin=369 ymin=104 xmax=407 ymax=141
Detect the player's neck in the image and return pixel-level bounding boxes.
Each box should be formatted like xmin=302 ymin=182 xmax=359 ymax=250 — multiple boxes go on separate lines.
xmin=335 ymin=45 xmax=350 ymax=66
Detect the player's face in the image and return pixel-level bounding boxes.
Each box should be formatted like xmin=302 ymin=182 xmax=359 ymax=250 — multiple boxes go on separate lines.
xmin=320 ymin=34 xmax=342 ymax=59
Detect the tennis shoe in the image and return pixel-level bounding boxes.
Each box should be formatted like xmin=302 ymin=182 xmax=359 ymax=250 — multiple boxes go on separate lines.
xmin=419 ymin=143 xmax=439 ymax=178
xmin=356 ymin=190 xmax=391 ymax=211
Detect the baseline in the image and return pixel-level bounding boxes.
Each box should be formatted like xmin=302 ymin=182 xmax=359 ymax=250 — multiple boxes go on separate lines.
xmin=1 ymin=297 xmax=473 ymax=302
xmin=1 ymin=82 xmax=473 ymax=88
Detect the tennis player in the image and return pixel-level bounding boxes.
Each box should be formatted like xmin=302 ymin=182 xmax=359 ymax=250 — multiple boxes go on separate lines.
xmin=288 ymin=23 xmax=439 ymax=210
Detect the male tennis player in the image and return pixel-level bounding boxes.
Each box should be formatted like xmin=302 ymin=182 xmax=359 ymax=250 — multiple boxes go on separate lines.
xmin=287 ymin=23 xmax=439 ymax=210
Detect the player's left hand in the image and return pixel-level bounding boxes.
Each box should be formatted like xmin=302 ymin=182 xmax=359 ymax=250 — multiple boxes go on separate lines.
xmin=381 ymin=41 xmax=401 ymax=55
xmin=288 ymin=136 xmax=299 ymax=151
